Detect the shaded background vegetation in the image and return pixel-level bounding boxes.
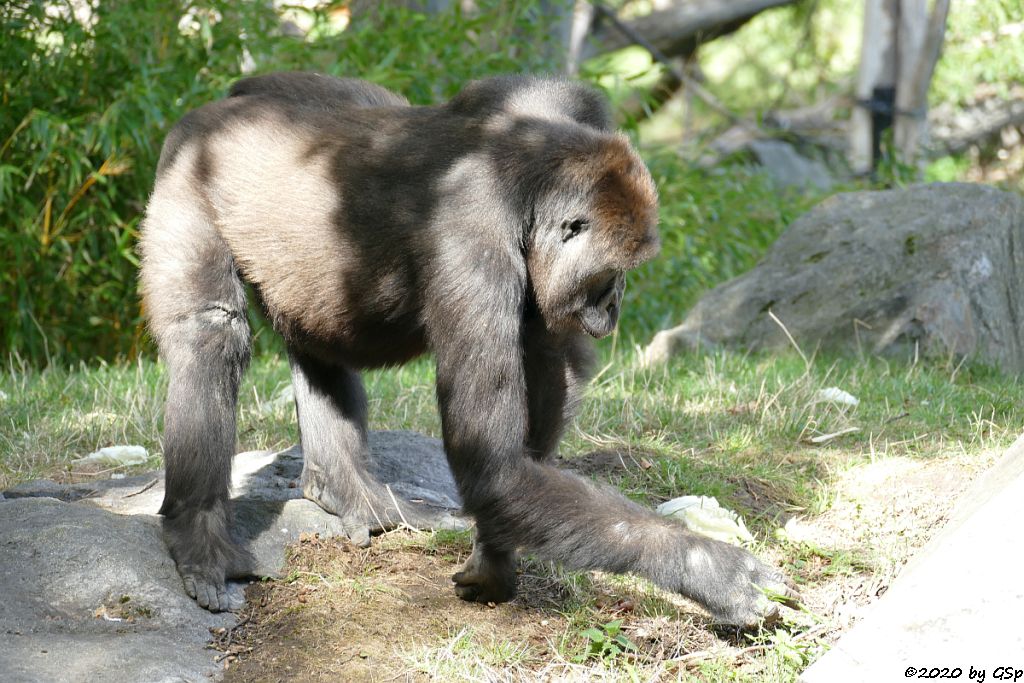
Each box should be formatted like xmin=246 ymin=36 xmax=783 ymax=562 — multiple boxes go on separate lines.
xmin=2 ymin=0 xmax=1021 ymax=365
xmin=2 ymin=0 xmax=564 ymax=362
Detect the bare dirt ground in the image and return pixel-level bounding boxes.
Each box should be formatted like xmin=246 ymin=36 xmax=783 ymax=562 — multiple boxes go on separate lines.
xmin=218 ymin=449 xmax=990 ymax=682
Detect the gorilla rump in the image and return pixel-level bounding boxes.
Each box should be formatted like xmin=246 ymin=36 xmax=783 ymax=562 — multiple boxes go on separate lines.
xmin=139 ymin=72 xmax=792 ymax=625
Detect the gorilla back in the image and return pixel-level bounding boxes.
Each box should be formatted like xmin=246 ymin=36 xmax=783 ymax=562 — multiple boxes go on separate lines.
xmin=140 ymin=72 xmax=793 ymax=625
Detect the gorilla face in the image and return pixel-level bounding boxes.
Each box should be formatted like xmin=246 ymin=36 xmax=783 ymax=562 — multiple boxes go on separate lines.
xmin=526 ymin=216 xmax=638 ymax=340
xmin=527 ymin=152 xmax=658 ymax=340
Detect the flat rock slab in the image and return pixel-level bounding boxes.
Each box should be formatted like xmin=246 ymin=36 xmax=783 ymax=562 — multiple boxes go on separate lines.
xmin=0 ymin=498 xmax=236 ymax=683
xmin=800 ymin=435 xmax=1024 ymax=682
xmin=1 ymin=431 xmax=465 ymax=682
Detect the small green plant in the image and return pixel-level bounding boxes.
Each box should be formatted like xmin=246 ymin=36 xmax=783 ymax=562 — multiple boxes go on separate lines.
xmin=576 ymin=618 xmax=637 ymax=662
xmin=759 ymin=626 xmax=825 ymax=671
xmin=423 ymin=528 xmax=473 ymax=557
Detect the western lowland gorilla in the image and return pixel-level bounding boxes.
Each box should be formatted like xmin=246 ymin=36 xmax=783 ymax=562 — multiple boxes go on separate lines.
xmin=139 ymin=71 xmax=794 ymax=625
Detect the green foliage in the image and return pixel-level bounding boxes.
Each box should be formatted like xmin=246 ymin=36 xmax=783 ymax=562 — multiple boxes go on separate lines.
xmin=933 ymin=0 xmax=1024 ymax=106
xmin=697 ymin=0 xmax=862 ymax=113
xmin=2 ymin=0 xmax=272 ymax=363
xmin=1 ymin=0 xmax=562 ymax=365
xmin=621 ymin=156 xmax=823 ymax=341
xmin=575 ymin=619 xmax=637 ymax=662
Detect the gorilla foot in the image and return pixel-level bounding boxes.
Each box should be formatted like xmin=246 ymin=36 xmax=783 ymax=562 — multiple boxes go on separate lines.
xmin=162 ymin=504 xmax=254 ymax=612
xmin=452 ymin=545 xmax=517 ymax=604
xmin=303 ymin=474 xmax=465 ymax=548
xmin=180 ymin=566 xmax=246 ymax=612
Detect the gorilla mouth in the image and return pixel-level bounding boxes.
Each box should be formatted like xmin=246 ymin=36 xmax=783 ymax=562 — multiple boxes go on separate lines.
xmin=578 ymin=276 xmax=622 ymax=338
xmin=578 ymin=308 xmax=617 ymax=338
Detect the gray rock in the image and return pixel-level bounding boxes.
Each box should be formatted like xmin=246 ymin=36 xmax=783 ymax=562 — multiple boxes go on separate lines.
xmin=366 ymin=430 xmax=462 ymax=509
xmin=644 ymin=183 xmax=1024 ymax=371
xmin=0 ymin=498 xmax=236 ymax=683
xmin=748 ymin=139 xmax=834 ymax=191
xmin=1 ymin=430 xmax=465 ymax=682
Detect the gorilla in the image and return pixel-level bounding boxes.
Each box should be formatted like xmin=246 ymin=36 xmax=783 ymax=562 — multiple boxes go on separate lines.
xmin=139 ymin=71 xmax=793 ymax=626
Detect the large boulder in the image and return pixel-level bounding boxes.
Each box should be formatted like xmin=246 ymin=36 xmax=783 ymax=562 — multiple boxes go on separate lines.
xmin=644 ymin=183 xmax=1024 ymax=371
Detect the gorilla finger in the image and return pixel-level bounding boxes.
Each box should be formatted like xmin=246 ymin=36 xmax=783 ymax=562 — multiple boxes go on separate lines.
xmin=451 ymin=576 xmax=481 ymax=603
xmin=195 ymin=583 xmax=214 ymax=610
xmin=346 ymin=525 xmax=371 ymax=548
xmin=775 ymin=582 xmax=803 ymax=610
xmin=453 ymin=589 xmax=479 ymax=602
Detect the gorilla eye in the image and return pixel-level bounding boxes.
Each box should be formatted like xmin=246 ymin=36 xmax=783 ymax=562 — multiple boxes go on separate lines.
xmin=561 ymin=218 xmax=589 ymax=243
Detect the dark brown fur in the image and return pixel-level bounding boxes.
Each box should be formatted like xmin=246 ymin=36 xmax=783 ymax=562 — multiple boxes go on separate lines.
xmin=139 ymin=72 xmax=792 ymax=624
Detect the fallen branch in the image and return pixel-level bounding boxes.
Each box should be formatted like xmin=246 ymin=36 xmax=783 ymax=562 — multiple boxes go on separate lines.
xmin=931 ymin=97 xmax=1024 ymax=155
xmin=123 ymin=478 xmax=159 ymax=498
xmin=587 ymin=0 xmax=797 ymax=59
xmin=593 ymin=3 xmax=754 ymax=129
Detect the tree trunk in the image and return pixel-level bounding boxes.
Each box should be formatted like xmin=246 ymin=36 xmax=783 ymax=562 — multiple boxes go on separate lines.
xmin=565 ymin=1 xmax=596 ymax=75
xmin=850 ymin=0 xmax=899 ymax=174
xmin=894 ymin=0 xmax=951 ymax=162
xmin=850 ymin=0 xmax=950 ymax=174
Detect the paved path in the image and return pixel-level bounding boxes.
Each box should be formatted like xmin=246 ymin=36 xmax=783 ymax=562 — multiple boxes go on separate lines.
xmin=801 ymin=435 xmax=1024 ymax=682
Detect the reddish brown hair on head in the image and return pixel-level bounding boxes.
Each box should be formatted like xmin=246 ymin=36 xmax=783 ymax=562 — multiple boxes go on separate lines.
xmin=588 ymin=135 xmax=659 ymax=269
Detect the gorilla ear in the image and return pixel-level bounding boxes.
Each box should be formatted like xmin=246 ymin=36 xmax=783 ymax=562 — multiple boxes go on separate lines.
xmin=560 ymin=218 xmax=589 ymax=243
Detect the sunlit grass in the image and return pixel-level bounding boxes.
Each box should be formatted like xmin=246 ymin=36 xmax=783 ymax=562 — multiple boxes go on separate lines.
xmin=3 ymin=346 xmax=1019 ymax=511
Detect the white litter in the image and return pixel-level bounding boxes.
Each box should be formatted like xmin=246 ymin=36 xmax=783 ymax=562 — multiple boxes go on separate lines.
xmin=815 ymin=386 xmax=859 ymax=406
xmin=74 ymin=445 xmax=148 ymax=466
xmin=808 ymin=426 xmax=860 ymax=444
xmin=657 ymin=495 xmax=754 ymax=545
xmin=775 ymin=516 xmax=813 ymax=543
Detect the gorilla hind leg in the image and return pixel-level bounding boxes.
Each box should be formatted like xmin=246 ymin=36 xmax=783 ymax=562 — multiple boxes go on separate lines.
xmin=157 ymin=307 xmax=253 ymax=612
xmin=290 ymin=352 xmax=380 ymax=546
xmin=289 ymin=352 xmax=454 ymax=544
xmin=141 ymin=201 xmax=253 ymax=612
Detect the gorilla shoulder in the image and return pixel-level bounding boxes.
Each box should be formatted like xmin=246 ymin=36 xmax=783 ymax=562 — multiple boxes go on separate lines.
xmin=448 ymin=75 xmax=613 ymax=131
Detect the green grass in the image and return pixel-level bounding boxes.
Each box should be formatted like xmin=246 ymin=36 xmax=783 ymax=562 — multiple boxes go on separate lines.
xmin=4 ymin=348 xmax=1019 ymax=680
xmin=3 ymin=346 xmax=1019 ymax=507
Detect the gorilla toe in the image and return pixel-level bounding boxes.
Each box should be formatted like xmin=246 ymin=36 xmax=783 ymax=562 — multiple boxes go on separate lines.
xmin=181 ymin=568 xmax=245 ymax=612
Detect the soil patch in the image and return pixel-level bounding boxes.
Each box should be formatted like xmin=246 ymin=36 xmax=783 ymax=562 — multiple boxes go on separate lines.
xmin=221 ymin=531 xmax=727 ymax=681
xmin=222 ymin=533 xmax=573 ymax=681
xmin=220 ymin=452 xmax=989 ymax=681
